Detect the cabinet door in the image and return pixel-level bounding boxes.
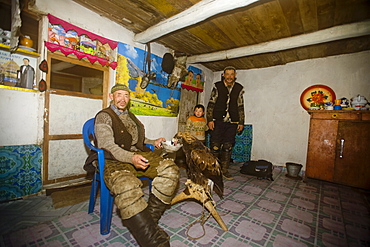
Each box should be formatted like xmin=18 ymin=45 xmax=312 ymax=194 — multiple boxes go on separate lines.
xmin=334 ymin=121 xmax=370 ymax=189
xmin=306 ymin=119 xmax=338 ymax=182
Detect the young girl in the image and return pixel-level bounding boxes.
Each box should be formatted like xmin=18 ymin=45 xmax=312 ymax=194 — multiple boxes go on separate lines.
xmin=185 ymin=104 xmax=208 ymax=143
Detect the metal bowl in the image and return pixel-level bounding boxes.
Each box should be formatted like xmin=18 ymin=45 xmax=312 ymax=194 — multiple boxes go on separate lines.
xmin=161 ymin=141 xmax=182 ymax=152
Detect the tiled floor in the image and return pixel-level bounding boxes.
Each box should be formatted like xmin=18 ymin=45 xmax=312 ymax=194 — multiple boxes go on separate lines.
xmin=1 ymin=163 xmax=369 ymax=247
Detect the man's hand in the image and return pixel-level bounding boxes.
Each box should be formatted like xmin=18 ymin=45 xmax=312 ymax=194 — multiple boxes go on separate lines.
xmin=237 ymin=124 xmax=244 ymax=132
xmin=132 ymin=154 xmax=150 ymax=170
xmin=154 ymin=138 xmax=166 ymax=148
xmin=208 ymin=121 xmax=214 ymax=130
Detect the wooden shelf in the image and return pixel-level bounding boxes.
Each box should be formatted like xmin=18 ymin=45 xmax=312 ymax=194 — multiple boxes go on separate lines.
xmin=0 ymin=85 xmax=38 ymax=92
xmin=0 ymin=43 xmax=40 ymax=57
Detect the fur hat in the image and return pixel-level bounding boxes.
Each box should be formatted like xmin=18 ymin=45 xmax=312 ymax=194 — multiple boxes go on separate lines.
xmin=111 ymin=84 xmax=130 ymax=93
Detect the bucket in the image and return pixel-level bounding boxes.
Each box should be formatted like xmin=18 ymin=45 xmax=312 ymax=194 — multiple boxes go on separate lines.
xmin=286 ymin=162 xmax=302 ymax=177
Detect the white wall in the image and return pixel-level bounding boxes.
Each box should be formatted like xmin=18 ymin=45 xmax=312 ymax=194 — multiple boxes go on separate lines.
xmin=1 ymin=0 xmax=215 ymax=148
xmin=7 ymin=0 xmax=369 ymax=169
xmin=208 ymin=51 xmax=370 ymax=169
xmin=29 ymin=0 xmax=187 ymax=141
xmin=0 ymin=89 xmax=44 ymax=146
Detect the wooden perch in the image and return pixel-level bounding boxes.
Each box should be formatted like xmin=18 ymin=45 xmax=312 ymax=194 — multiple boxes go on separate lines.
xmin=171 ymin=179 xmax=228 ymax=231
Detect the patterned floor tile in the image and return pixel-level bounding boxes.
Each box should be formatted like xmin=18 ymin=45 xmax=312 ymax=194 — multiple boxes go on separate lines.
xmin=1 ymin=164 xmax=369 ymax=247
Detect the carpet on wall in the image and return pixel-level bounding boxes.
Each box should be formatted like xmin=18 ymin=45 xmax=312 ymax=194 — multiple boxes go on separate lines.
xmin=0 ymin=145 xmax=42 ymax=202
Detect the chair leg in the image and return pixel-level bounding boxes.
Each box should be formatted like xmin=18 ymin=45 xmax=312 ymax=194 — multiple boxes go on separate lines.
xmin=94 ymin=175 xmax=152 ymax=235
xmin=139 ymin=177 xmax=153 ymax=193
xmin=148 ymin=179 xmax=152 ymax=193
xmin=100 ymin=180 xmax=114 ymax=235
xmin=88 ymin=172 xmax=99 ymax=214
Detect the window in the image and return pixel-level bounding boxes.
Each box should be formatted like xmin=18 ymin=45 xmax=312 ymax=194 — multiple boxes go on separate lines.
xmin=50 ymin=58 xmax=104 ymax=95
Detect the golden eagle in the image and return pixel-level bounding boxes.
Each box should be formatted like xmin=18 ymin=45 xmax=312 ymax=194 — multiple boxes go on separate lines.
xmin=174 ymin=132 xmax=224 ymax=198
xmin=171 ymin=132 xmax=227 ymax=231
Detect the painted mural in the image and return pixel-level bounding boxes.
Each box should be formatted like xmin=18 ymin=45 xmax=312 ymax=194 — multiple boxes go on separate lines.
xmin=182 ymin=65 xmax=205 ymax=92
xmin=116 ymin=42 xmax=181 ymax=117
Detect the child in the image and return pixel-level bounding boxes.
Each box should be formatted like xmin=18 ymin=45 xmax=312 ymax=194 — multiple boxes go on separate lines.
xmin=185 ymin=104 xmax=208 ymax=143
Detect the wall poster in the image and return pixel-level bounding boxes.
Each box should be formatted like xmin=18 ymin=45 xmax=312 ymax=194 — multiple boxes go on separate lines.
xmin=0 ymin=50 xmax=37 ymax=88
xmin=181 ymin=65 xmax=205 ymax=92
xmin=116 ymin=42 xmax=181 ymax=117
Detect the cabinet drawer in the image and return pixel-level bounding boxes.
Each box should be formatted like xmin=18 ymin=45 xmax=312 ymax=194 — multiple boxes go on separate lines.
xmin=310 ymin=111 xmax=360 ymax=120
xmin=361 ymin=112 xmax=370 ymax=121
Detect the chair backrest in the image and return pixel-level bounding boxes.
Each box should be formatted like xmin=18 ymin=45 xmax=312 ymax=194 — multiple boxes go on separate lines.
xmin=82 ymin=117 xmax=154 ymax=152
xmin=82 ymin=118 xmax=96 ymax=150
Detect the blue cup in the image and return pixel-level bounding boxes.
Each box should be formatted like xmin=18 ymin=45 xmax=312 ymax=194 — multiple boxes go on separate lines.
xmin=333 ymin=105 xmax=342 ymax=110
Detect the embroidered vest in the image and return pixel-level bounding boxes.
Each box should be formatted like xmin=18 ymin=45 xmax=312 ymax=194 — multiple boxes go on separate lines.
xmin=99 ymin=107 xmax=150 ymax=152
xmin=213 ymin=81 xmax=243 ymax=122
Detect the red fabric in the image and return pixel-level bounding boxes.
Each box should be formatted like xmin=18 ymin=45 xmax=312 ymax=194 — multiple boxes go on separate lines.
xmin=45 ymin=41 xmax=117 ymax=69
xmin=47 ymin=14 xmax=118 ymax=49
xmin=181 ymin=84 xmax=204 ymax=92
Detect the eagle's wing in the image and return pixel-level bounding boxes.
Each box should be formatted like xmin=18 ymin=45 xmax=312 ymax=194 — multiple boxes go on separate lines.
xmin=189 ymin=148 xmax=224 ymax=198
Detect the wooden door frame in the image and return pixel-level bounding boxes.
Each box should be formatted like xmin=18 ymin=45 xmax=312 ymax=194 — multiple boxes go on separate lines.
xmin=43 ymin=51 xmax=109 ymax=185
xmin=177 ymin=88 xmax=199 ymax=133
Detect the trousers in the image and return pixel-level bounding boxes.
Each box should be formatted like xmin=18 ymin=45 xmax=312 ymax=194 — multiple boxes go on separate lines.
xmin=104 ymin=149 xmax=179 ymax=219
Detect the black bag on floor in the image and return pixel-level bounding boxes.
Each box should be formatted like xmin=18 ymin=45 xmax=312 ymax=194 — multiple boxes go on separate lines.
xmin=240 ymin=160 xmax=273 ymax=181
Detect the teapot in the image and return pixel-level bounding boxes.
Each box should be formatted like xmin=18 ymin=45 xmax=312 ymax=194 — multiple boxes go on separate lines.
xmin=351 ymin=95 xmax=368 ymax=110
xmin=340 ymin=97 xmax=350 ymax=108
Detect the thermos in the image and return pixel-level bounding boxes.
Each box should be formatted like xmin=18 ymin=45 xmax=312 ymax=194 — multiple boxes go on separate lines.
xmin=334 ymin=99 xmax=342 ymax=110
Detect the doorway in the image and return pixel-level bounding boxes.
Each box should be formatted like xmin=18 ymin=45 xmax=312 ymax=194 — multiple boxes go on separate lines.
xmin=43 ymin=52 xmax=109 ymax=185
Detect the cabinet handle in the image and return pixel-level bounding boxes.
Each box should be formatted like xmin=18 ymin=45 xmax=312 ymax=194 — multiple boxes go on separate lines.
xmin=339 ymin=138 xmax=345 ymax=158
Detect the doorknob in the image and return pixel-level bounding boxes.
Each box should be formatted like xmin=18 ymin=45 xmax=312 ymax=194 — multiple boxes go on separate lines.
xmin=339 ymin=138 xmax=345 ymax=158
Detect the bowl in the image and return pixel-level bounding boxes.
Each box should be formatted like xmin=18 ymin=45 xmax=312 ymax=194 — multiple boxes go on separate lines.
xmin=161 ymin=141 xmax=182 ymax=152
xmin=308 ymin=106 xmax=320 ymax=110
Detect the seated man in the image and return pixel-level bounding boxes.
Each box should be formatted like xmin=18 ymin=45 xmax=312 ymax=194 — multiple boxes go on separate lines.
xmin=89 ymin=84 xmax=179 ymax=247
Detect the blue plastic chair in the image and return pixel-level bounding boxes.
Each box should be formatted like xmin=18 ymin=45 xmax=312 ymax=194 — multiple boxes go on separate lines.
xmin=82 ymin=118 xmax=153 ymax=235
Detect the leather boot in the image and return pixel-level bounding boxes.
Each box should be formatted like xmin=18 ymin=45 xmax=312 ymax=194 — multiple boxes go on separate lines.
xmin=210 ymin=142 xmax=221 ymax=159
xmin=123 ymin=207 xmax=170 ymax=247
xmin=220 ymin=143 xmax=233 ymax=180
xmin=147 ymin=193 xmax=170 ymax=224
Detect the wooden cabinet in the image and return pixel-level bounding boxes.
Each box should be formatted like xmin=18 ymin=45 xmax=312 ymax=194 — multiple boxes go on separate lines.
xmin=306 ymin=111 xmax=370 ymax=190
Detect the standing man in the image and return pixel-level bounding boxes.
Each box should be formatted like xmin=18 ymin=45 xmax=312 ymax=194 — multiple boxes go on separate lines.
xmin=87 ymin=84 xmax=179 ymax=247
xmin=206 ymin=66 xmax=245 ymax=180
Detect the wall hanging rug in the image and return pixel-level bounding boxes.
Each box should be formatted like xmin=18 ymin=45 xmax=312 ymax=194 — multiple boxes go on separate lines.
xmin=231 ymin=124 xmax=253 ymax=162
xmin=0 ymin=145 xmax=42 ymax=202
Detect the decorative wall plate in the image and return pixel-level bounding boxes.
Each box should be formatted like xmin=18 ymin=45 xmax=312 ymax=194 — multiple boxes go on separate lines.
xmin=39 ymin=59 xmax=48 ymax=73
xmin=300 ymin=84 xmax=336 ymax=110
xmin=38 ymin=79 xmax=47 ymax=92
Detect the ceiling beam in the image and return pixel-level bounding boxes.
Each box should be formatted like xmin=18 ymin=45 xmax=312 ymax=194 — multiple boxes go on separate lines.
xmin=134 ymin=0 xmax=259 ymax=43
xmin=186 ymin=20 xmax=370 ymax=64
